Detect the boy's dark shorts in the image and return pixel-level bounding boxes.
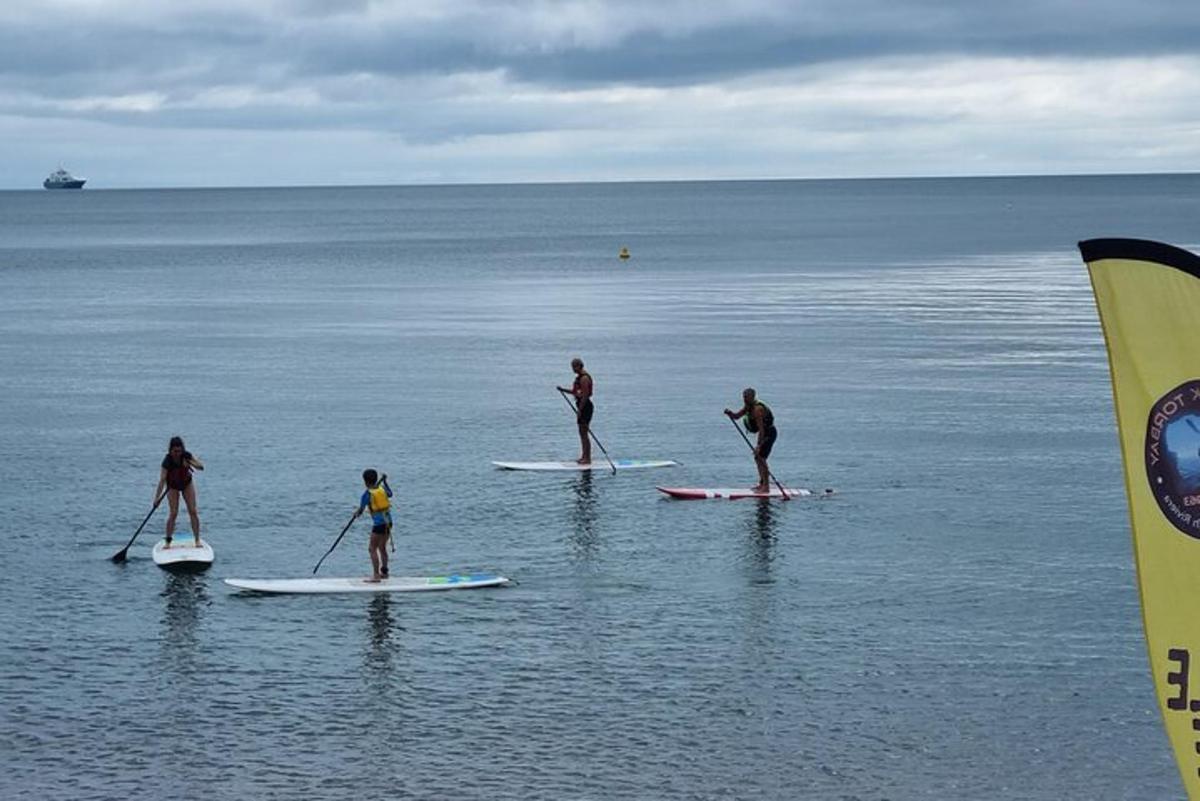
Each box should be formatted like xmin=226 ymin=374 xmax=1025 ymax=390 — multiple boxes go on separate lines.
xmin=757 ymin=426 xmax=778 ymax=460
xmin=577 ymin=399 xmax=594 ymax=425
xmin=371 ymin=522 xmax=389 ymax=536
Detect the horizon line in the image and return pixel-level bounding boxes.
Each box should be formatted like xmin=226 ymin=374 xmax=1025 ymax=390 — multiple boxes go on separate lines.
xmin=8 ymin=169 xmax=1199 ymax=193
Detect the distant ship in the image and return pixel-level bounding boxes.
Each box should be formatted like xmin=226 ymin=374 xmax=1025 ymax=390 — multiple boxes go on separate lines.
xmin=43 ymin=167 xmax=85 ymax=189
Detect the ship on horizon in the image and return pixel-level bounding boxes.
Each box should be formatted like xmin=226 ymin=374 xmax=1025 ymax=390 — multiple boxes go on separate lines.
xmin=43 ymin=167 xmax=85 ymax=189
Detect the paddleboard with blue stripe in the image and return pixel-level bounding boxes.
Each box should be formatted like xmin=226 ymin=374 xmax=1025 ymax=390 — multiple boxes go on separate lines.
xmin=224 ymin=574 xmax=512 ymax=594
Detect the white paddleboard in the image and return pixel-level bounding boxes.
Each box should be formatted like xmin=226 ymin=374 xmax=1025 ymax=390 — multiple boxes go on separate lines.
xmin=657 ymin=486 xmax=830 ymax=500
xmin=493 ymin=459 xmax=678 ymax=471
xmin=224 ymin=573 xmax=512 ymax=595
xmin=152 ymin=538 xmax=215 ymax=570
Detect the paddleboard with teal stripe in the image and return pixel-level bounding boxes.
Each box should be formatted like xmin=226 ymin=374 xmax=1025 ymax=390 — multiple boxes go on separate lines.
xmin=153 ymin=538 xmax=214 ymax=571
xmin=224 ymin=574 xmax=512 ymax=594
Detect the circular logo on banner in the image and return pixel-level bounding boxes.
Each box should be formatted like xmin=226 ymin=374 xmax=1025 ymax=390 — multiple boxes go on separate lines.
xmin=1146 ymin=380 xmax=1200 ymax=538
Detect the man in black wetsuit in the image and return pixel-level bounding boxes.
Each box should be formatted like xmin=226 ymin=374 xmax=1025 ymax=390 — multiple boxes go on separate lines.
xmin=557 ymin=357 xmax=594 ymax=464
xmin=725 ymin=387 xmax=776 ymax=492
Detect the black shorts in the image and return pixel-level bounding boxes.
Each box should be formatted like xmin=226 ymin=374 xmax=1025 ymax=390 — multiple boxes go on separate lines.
xmin=371 ymin=521 xmax=390 ymax=536
xmin=577 ymin=398 xmax=594 ymax=425
xmin=757 ymin=427 xmax=777 ymax=460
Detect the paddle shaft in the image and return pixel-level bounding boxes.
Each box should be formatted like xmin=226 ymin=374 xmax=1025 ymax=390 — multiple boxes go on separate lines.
xmin=313 ymin=512 xmax=358 ymax=575
xmin=557 ymin=387 xmax=617 ymax=475
xmin=727 ymin=415 xmax=792 ymax=500
xmin=111 ymin=490 xmax=168 ymax=563
xmin=314 ymin=477 xmax=388 ymax=574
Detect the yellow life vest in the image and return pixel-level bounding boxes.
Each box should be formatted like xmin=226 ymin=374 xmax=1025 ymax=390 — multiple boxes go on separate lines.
xmin=367 ymin=486 xmax=390 ymax=513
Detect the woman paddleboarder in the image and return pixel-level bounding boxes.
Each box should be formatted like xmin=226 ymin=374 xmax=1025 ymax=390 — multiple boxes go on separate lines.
xmin=154 ymin=436 xmax=204 ymax=548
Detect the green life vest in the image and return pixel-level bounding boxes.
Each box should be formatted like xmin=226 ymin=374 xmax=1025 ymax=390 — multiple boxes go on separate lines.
xmin=743 ymin=400 xmax=774 ymax=433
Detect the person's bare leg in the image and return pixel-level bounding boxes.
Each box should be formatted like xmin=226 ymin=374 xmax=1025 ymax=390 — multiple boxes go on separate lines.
xmin=577 ymin=423 xmax=591 ymax=464
xmin=165 ymin=489 xmax=180 ymax=546
xmin=182 ymin=483 xmax=201 ymax=545
xmin=380 ymin=528 xmax=390 ymax=578
xmin=366 ymin=535 xmax=382 ymax=582
xmin=754 ymin=455 xmax=770 ymax=493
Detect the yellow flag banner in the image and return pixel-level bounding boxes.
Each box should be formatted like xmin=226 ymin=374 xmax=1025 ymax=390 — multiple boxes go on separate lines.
xmin=1081 ymin=238 xmax=1200 ymax=798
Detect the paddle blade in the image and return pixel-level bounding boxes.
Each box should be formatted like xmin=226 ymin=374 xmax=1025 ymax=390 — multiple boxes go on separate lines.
xmin=113 ymin=494 xmax=165 ymax=564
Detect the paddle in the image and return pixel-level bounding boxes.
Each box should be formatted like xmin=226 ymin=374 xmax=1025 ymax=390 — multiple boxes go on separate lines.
xmin=111 ymin=489 xmax=168 ymax=563
xmin=383 ymin=475 xmax=395 ymax=554
xmin=313 ymin=511 xmax=359 ymax=575
xmin=557 ymin=387 xmax=617 ymax=475
xmin=726 ymin=415 xmax=792 ymax=501
xmin=313 ymin=475 xmax=388 ymax=574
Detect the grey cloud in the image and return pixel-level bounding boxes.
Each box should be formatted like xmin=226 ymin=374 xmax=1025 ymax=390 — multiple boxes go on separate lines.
xmin=4 ymin=0 xmax=1200 ymax=139
xmin=7 ymin=2 xmax=1200 ymax=90
xmin=221 ymin=4 xmax=1200 ymax=88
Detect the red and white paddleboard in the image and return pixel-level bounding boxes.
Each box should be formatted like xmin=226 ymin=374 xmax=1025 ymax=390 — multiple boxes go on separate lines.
xmin=493 ymin=459 xmax=677 ymax=471
xmin=657 ymin=486 xmax=830 ymax=500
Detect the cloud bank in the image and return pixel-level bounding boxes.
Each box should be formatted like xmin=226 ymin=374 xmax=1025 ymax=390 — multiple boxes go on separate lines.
xmin=4 ymin=0 xmax=1200 ymax=187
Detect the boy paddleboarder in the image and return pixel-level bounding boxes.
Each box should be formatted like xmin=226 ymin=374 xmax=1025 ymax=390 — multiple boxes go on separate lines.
xmin=354 ymin=469 xmax=393 ymax=582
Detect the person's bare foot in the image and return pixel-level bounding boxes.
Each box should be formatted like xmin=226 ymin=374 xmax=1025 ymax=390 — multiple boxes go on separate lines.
xmin=576 ymin=458 xmax=591 ymax=465
xmin=753 ymin=485 xmax=770 ymax=494
xmin=365 ymin=576 xmax=382 ymax=584
xmin=193 ymin=539 xmax=202 ymax=548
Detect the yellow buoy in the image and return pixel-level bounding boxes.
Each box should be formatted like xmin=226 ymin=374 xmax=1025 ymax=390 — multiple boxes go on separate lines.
xmin=618 ymin=247 xmax=630 ymax=260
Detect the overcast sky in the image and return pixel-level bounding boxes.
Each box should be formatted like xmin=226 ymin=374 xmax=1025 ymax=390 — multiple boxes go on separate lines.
xmin=4 ymin=0 xmax=1200 ymax=188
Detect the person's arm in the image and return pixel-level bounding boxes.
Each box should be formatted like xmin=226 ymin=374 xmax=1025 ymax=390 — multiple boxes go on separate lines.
xmin=577 ymin=374 xmax=592 ymax=402
xmin=355 ymin=490 xmax=368 ymax=517
xmin=154 ymin=467 xmax=167 ymax=505
xmin=382 ymin=475 xmax=392 ymax=497
xmin=753 ymin=405 xmax=766 ymax=445
xmin=724 ymin=405 xmax=747 ymax=419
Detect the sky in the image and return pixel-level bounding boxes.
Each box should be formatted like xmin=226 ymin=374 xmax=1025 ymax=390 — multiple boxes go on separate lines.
xmin=4 ymin=0 xmax=1200 ymax=188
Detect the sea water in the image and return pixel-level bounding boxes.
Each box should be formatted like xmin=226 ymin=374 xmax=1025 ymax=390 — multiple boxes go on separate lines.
xmin=3 ymin=176 xmax=1200 ymax=799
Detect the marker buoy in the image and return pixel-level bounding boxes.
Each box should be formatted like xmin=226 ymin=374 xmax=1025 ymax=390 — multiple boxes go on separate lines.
xmin=619 ymin=247 xmax=630 ymax=260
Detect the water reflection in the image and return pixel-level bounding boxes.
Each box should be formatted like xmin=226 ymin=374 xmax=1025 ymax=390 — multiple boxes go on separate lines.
xmin=159 ymin=573 xmax=210 ymax=669
xmin=363 ymin=594 xmax=399 ymax=678
xmin=569 ymin=471 xmax=600 ymax=561
xmin=743 ymin=499 xmax=779 ymax=583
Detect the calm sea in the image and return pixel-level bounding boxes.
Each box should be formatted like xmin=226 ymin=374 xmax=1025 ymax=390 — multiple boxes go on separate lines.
xmin=3 ymin=176 xmax=1200 ymax=800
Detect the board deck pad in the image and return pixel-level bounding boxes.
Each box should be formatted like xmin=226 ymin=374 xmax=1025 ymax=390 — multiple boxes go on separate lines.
xmin=493 ymin=459 xmax=678 ymax=471
xmin=224 ymin=574 xmax=512 ymax=595
xmin=152 ymin=538 xmax=214 ymax=569
xmin=656 ymin=486 xmax=829 ymax=500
